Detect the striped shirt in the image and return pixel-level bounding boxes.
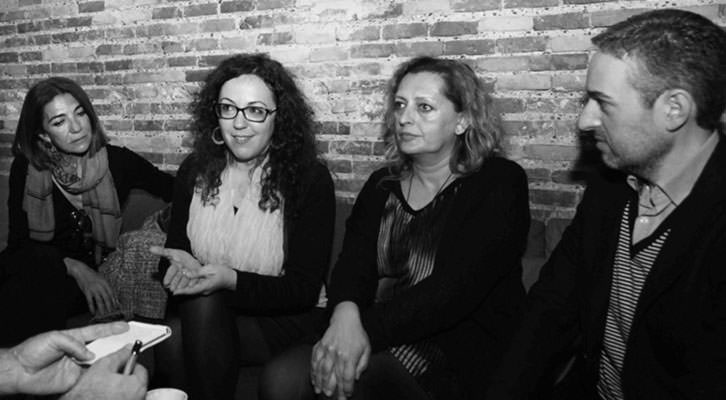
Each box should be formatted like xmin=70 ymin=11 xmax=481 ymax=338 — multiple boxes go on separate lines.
xmin=375 ymin=181 xmax=458 ymax=378
xmin=597 ymin=202 xmax=670 ymax=399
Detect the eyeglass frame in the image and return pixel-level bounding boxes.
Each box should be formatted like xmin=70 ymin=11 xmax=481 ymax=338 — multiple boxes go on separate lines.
xmin=213 ymin=102 xmax=277 ymax=123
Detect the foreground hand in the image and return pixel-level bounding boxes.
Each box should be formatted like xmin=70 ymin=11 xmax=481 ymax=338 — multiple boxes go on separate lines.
xmin=60 ymin=346 xmax=147 ymax=400
xmin=65 ymin=258 xmax=119 ymax=316
xmin=311 ymin=301 xmax=371 ymax=399
xmin=4 ymin=322 xmax=129 ymax=395
xmin=170 ymin=264 xmax=237 ymax=295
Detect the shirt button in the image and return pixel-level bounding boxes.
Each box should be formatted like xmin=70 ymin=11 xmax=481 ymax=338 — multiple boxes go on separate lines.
xmin=638 ymin=216 xmax=649 ymax=224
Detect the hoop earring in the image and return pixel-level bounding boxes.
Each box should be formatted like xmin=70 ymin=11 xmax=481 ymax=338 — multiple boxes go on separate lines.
xmin=211 ymin=127 xmax=224 ymax=145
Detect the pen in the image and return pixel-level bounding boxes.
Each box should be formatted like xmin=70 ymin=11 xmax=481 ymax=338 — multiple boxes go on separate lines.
xmin=122 ymin=340 xmax=142 ymax=375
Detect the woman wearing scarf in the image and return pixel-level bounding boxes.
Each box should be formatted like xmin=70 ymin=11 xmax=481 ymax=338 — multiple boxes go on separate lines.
xmin=0 ymin=77 xmax=174 ymax=346
xmin=149 ymin=53 xmax=335 ymax=400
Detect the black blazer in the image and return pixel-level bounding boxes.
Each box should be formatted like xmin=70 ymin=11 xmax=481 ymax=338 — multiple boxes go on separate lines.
xmin=488 ymin=136 xmax=726 ymax=400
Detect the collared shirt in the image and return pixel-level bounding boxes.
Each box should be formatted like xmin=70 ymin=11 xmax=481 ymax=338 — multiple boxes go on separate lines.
xmin=627 ymin=133 xmax=720 ymax=244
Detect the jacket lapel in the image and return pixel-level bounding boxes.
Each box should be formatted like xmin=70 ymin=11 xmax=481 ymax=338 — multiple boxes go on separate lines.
xmin=630 ymin=138 xmax=726 ymax=330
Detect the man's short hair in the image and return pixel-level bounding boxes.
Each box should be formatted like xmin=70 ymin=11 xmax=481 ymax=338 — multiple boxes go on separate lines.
xmin=592 ymin=9 xmax=726 ymax=131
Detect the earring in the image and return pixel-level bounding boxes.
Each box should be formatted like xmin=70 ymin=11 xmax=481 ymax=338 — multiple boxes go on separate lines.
xmin=211 ymin=127 xmax=224 ymax=145
xmin=455 ymin=125 xmax=466 ymax=135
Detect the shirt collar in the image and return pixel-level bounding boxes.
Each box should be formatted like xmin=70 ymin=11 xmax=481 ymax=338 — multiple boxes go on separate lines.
xmin=626 ymin=132 xmax=720 ymax=207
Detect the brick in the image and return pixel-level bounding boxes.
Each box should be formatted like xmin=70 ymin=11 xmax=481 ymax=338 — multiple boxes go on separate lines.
xmin=104 ymin=59 xmax=131 ymax=71
xmin=257 ymin=32 xmax=293 ymax=45
xmin=504 ymin=0 xmax=557 ymax=8
xmin=221 ymin=36 xmax=256 ymax=50
xmin=51 ymin=63 xmax=77 ymax=73
xmin=162 ymin=41 xmax=184 ymax=53
xmin=31 ymin=35 xmax=51 ymax=46
xmin=350 ymin=122 xmax=383 ymax=137
xmin=77 ymin=62 xmax=103 ymax=73
xmin=79 ymin=1 xmax=104 ymax=13
xmin=0 ymin=53 xmax=18 ymax=63
xmin=199 ymin=54 xmax=228 ymax=67
xmin=4 ymin=37 xmax=25 ymax=47
xmin=221 ymin=0 xmax=254 ymax=13
xmin=20 ymin=0 xmax=42 ymax=6
xmin=496 ymin=36 xmax=547 ymax=53
xmin=552 ymin=71 xmax=587 ymax=91
xmin=526 ymin=96 xmax=581 ymax=114
xmin=403 ymin=0 xmax=450 ymax=15
xmin=28 ymin=64 xmax=51 ymax=75
xmin=368 ymin=3 xmax=403 ymax=19
xmin=316 ymin=141 xmax=330 ymax=153
xmin=133 ymin=58 xmax=167 ymax=70
xmin=496 ymin=73 xmax=551 ymax=90
xmin=479 ymin=16 xmax=533 ymax=32
xmin=185 ymin=69 xmax=212 ymax=82
xmin=525 ymin=167 xmax=552 ymax=182
xmin=372 ymin=141 xmax=387 ymax=156
xmin=350 ymin=43 xmax=395 ymax=59
xmin=20 ymin=51 xmax=42 ymax=62
xmin=382 ymin=23 xmax=427 ymax=40
xmin=328 ymin=159 xmax=353 ymax=174
xmin=549 ymin=35 xmax=593 ymax=52
xmin=452 ymin=0 xmax=499 ymax=11
xmin=134 ymin=120 xmax=164 ymax=131
xmin=0 ymin=24 xmax=16 ymax=35
xmin=350 ymin=26 xmax=381 ymax=41
xmin=502 ymin=120 xmax=555 ymax=137
xmin=476 ymin=56 xmax=529 ymax=72
xmin=551 ymin=54 xmax=588 ymax=70
xmin=525 ymin=144 xmax=579 ymax=161
xmin=94 ymin=104 xmax=124 ymax=116
xmin=534 ymin=13 xmax=589 ymax=30
xmin=564 ymin=0 xmax=609 ymax=4
xmin=491 ymin=97 xmax=525 ymax=115
xmin=431 ymin=21 xmax=478 ymax=37
xmin=123 ymin=43 xmax=160 ymax=55
xmin=334 ymin=178 xmax=366 ymax=193
xmin=184 ymin=3 xmax=217 ymax=17
xmin=165 ymin=119 xmax=191 ymax=131
xmin=188 ymin=38 xmax=218 ymax=51
xmin=96 ymin=44 xmax=123 ymax=56
xmin=152 ymin=7 xmax=180 ymax=20
xmin=530 ymin=188 xmax=578 ymax=207
xmin=310 ymin=46 xmax=348 ymax=62
xmin=66 ymin=17 xmax=93 ymax=28
xmin=52 ymin=32 xmax=81 ymax=43
xmin=257 ymin=0 xmax=294 ymax=10
xmin=296 ymin=25 xmax=336 ymax=44
xmin=200 ymin=18 xmax=235 ymax=33
xmin=591 ymin=9 xmax=647 ymax=27
xmin=395 ymin=41 xmax=444 ymax=57
xmin=168 ymin=56 xmax=197 ymax=67
xmin=443 ymin=39 xmax=495 ymax=55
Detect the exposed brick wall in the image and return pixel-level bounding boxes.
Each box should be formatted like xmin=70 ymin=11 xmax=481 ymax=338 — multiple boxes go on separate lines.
xmin=0 ymin=0 xmax=724 ymax=227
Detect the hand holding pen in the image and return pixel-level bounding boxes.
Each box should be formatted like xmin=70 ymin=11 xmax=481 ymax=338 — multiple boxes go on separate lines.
xmin=123 ymin=340 xmax=143 ymax=375
xmin=61 ymin=343 xmax=148 ymax=400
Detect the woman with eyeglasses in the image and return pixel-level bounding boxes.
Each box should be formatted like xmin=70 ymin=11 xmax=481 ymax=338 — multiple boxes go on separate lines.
xmin=0 ymin=77 xmax=174 ymax=346
xmin=149 ymin=53 xmax=335 ymax=399
xmin=260 ymin=56 xmax=530 ymax=400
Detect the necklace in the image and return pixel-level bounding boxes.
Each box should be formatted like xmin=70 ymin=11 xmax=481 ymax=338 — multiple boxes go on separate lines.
xmin=406 ymin=171 xmax=455 ymax=204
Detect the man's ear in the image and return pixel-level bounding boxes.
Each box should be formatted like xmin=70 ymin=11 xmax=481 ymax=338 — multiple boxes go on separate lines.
xmin=660 ymin=89 xmax=692 ymax=132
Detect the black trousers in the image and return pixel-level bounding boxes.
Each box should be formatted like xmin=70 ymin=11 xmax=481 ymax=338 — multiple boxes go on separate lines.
xmin=154 ymin=291 xmax=324 ymax=400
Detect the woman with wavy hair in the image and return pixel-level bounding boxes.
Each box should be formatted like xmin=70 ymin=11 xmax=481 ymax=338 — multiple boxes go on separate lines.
xmin=0 ymin=77 xmax=174 ymax=346
xmin=261 ymin=56 xmax=530 ymax=400
xmin=150 ymin=53 xmax=335 ymax=399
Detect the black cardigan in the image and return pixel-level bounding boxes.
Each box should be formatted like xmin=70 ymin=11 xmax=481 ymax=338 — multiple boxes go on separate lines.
xmin=161 ymin=156 xmax=335 ymax=314
xmin=4 ymin=145 xmax=174 ymax=261
xmin=328 ymin=157 xmax=530 ymax=399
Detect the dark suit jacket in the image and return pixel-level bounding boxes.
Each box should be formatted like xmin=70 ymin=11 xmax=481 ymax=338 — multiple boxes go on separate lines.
xmin=488 ymin=136 xmax=726 ymax=400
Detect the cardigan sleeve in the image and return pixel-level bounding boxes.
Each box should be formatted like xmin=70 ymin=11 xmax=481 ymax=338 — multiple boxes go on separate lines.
xmin=327 ymin=169 xmax=390 ymax=310
xmin=486 ymin=178 xmax=594 ymax=399
xmin=224 ymin=162 xmax=336 ymax=312
xmin=158 ymin=156 xmax=195 ymax=274
xmin=357 ymin=159 xmax=531 ymax=352
xmin=108 ymin=146 xmax=174 ymax=204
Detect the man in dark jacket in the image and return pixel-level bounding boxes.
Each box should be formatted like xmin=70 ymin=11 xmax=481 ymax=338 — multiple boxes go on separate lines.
xmin=488 ymin=9 xmax=726 ymax=400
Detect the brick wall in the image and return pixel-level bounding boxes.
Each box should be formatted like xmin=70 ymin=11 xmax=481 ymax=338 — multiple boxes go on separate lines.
xmin=0 ymin=0 xmax=724 ymax=228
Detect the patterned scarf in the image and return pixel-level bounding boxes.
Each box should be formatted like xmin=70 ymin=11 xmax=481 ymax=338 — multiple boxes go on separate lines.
xmin=23 ymin=145 xmax=122 ymax=249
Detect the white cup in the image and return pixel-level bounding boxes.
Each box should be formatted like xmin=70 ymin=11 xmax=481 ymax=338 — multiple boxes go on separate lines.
xmin=145 ymin=388 xmax=188 ymax=400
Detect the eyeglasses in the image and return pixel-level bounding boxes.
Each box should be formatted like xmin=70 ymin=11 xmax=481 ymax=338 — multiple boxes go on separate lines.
xmin=214 ymin=102 xmax=277 ymax=123
xmin=70 ymin=209 xmax=94 ymax=253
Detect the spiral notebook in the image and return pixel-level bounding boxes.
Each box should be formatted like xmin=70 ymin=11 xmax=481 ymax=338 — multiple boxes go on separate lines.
xmin=80 ymin=321 xmax=171 ymax=365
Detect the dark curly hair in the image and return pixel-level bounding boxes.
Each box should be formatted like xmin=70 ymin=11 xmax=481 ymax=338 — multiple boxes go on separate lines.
xmin=188 ymin=53 xmax=318 ymax=217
